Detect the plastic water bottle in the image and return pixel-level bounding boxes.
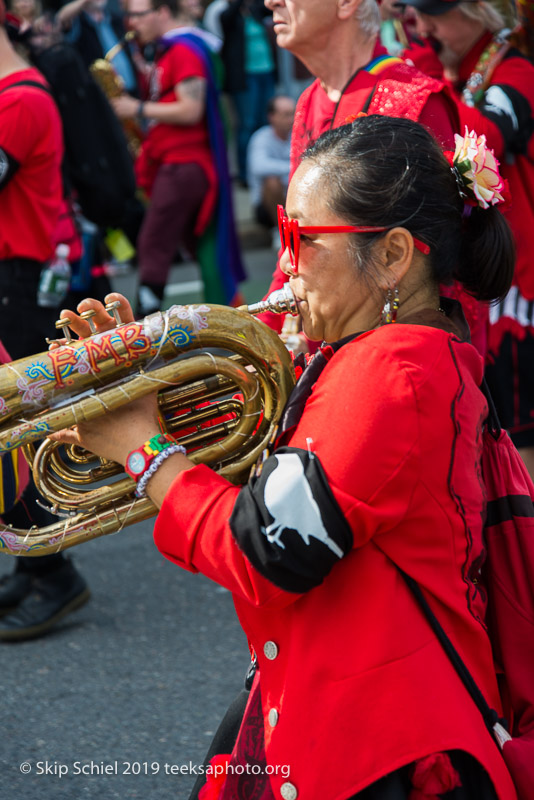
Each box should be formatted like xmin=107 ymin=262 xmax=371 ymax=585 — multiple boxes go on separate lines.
xmin=37 ymin=244 xmax=71 ymax=308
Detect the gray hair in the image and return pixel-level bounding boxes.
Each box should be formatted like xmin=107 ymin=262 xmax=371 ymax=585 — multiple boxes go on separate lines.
xmin=458 ymin=0 xmax=506 ymax=32
xmin=356 ymin=0 xmax=381 ymax=37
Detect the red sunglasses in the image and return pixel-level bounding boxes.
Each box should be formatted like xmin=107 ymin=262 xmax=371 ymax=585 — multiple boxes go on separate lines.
xmin=277 ymin=205 xmax=430 ymax=273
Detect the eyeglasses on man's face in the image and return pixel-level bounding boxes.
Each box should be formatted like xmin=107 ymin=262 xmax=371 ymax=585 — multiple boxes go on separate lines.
xmin=126 ymin=7 xmax=155 ymax=17
xmin=277 ymin=205 xmax=430 ymax=274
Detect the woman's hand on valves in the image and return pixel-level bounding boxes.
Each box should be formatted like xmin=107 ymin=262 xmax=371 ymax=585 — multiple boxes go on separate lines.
xmin=48 ymin=293 xmax=162 ymax=466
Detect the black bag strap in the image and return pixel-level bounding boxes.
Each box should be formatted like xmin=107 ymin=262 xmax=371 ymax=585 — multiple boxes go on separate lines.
xmin=396 ymin=565 xmax=509 ymax=748
xmin=0 ymin=79 xmax=52 ymax=96
xmin=480 ymin=377 xmax=502 ymax=439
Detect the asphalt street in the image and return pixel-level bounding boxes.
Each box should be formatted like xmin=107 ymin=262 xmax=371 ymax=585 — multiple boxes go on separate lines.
xmin=0 ymin=219 xmax=278 ymax=799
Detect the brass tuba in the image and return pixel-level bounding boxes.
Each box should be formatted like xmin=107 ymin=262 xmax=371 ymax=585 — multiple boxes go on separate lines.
xmin=0 ymin=288 xmax=297 ymax=557
xmin=90 ymin=31 xmax=143 ymax=157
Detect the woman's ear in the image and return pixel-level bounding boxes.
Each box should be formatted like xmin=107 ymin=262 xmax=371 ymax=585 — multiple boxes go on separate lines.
xmin=375 ymin=227 xmax=416 ymax=289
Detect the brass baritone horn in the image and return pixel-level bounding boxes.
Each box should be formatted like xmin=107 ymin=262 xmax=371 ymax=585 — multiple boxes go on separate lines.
xmin=0 ymin=291 xmax=297 ymax=556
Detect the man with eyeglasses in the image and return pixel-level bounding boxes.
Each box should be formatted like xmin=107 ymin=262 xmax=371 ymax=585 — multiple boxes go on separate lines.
xmin=110 ymin=0 xmax=244 ymax=314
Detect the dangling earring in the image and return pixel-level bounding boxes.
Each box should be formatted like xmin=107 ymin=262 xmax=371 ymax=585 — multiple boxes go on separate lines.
xmin=381 ymin=285 xmax=399 ymax=325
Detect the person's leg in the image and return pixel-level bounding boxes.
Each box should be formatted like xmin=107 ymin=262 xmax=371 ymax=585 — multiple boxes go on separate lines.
xmin=137 ymin=162 xmax=209 ymax=315
xmin=0 ymin=260 xmax=60 ymax=361
xmin=0 ymin=482 xmax=90 ymax=641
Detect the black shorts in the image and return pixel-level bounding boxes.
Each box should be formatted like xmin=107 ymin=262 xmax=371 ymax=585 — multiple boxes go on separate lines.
xmin=485 ymin=330 xmax=534 ymax=449
xmin=0 ymin=258 xmax=58 ymax=361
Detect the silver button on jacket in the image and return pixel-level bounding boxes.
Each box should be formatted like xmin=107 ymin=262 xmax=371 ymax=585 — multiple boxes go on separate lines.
xmin=263 ymin=640 xmax=279 ymax=660
xmin=268 ymin=708 xmax=279 ymax=727
xmin=280 ymin=781 xmax=298 ymax=800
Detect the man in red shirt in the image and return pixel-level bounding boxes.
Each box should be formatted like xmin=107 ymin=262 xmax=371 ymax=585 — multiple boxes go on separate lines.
xmin=112 ymin=0 xmax=243 ymax=314
xmin=403 ymin=0 xmax=534 ymax=475
xmin=0 ymin=4 xmax=63 ymax=357
xmin=0 ymin=3 xmax=90 ymax=640
xmin=259 ymin=0 xmax=471 ymax=346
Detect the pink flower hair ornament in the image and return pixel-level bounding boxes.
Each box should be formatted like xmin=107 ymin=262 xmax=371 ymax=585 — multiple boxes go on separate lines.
xmin=444 ymin=127 xmax=511 ymax=211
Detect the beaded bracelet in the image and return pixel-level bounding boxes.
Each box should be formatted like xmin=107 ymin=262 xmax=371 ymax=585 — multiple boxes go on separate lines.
xmin=135 ymin=444 xmax=187 ymax=498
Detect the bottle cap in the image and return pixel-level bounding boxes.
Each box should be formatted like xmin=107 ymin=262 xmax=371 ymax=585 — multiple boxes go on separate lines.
xmin=56 ymin=243 xmax=70 ymax=259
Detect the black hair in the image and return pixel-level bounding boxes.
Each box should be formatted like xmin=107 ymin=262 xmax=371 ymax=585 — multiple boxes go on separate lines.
xmin=301 ymin=116 xmax=515 ymax=303
xmin=152 ymin=0 xmax=179 ymax=13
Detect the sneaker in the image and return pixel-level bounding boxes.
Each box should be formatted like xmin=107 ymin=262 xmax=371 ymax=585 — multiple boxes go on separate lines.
xmin=0 ymin=560 xmax=90 ymax=642
xmin=0 ymin=569 xmax=32 ymax=618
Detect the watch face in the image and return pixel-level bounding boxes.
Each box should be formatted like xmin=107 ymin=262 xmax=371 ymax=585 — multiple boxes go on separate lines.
xmin=126 ymin=451 xmax=148 ymax=477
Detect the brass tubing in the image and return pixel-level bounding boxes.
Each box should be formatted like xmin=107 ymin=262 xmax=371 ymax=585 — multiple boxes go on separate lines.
xmin=0 ymin=297 xmax=296 ymax=555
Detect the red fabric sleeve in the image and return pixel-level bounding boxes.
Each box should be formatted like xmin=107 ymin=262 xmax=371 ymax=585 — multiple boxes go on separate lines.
xmin=154 ymin=464 xmax=298 ymax=609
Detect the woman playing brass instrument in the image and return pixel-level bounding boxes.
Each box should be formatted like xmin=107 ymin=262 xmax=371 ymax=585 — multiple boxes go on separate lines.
xmin=55 ymin=116 xmax=516 ymax=799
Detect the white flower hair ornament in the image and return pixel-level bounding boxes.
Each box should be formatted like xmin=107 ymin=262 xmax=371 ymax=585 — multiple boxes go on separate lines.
xmin=444 ymin=127 xmax=511 ymax=213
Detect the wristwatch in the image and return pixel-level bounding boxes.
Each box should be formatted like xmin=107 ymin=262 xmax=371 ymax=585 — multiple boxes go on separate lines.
xmin=125 ymin=448 xmax=151 ymax=480
xmin=125 ymin=433 xmax=177 ymax=481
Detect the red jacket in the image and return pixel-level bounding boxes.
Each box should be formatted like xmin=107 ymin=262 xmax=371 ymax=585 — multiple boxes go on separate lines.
xmin=154 ymin=323 xmax=516 ymax=799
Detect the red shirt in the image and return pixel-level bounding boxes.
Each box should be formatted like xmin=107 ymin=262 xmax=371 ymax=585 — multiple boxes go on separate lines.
xmin=136 ymin=37 xmax=217 ymax=232
xmin=0 ymin=68 xmax=63 ymax=262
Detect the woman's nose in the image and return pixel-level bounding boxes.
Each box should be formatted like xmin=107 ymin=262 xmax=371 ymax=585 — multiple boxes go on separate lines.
xmin=280 ymin=246 xmax=297 ymax=277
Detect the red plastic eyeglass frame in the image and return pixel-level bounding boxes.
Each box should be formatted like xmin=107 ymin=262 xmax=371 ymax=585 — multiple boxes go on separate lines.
xmin=277 ymin=205 xmax=430 ymax=273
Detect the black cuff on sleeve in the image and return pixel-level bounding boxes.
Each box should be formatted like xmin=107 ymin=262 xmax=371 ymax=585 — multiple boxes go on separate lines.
xmin=230 ymin=446 xmax=353 ymax=593
xmin=479 ymin=83 xmax=534 ymax=155
xmin=0 ymin=147 xmax=20 ymax=189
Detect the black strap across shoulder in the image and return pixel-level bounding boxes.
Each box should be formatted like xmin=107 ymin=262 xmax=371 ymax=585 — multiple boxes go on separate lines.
xmin=0 ymin=80 xmax=52 ymax=96
xmin=397 ymin=566 xmax=507 ymax=744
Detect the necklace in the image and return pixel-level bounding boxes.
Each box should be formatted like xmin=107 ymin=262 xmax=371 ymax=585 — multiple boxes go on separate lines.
xmin=461 ymin=29 xmax=511 ymax=107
